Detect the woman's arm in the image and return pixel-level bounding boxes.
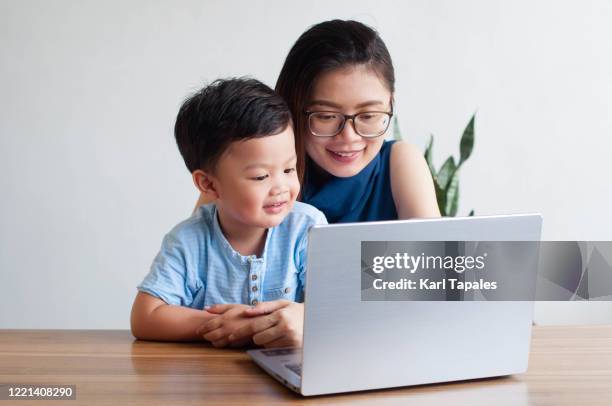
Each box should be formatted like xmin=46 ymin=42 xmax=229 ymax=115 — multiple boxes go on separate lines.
xmin=390 ymin=141 xmax=441 ymax=219
xmin=130 ymin=291 xmax=216 ymax=341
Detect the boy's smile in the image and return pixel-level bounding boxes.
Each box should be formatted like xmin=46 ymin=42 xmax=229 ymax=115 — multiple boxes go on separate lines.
xmin=263 ymin=200 xmax=288 ymax=214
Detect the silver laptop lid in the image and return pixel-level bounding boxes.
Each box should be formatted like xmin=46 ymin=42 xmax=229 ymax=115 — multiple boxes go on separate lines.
xmin=301 ymin=214 xmax=542 ymax=396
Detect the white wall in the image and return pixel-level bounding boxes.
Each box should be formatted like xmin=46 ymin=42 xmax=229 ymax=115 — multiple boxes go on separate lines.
xmin=1 ymin=0 xmax=610 ymax=329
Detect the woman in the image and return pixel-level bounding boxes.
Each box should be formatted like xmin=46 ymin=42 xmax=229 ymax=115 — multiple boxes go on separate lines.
xmin=202 ymin=20 xmax=440 ymax=347
xmin=277 ymin=19 xmax=439 ymax=222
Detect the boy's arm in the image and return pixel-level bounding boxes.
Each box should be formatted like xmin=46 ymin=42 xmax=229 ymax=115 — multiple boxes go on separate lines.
xmin=130 ymin=291 xmax=217 ymax=342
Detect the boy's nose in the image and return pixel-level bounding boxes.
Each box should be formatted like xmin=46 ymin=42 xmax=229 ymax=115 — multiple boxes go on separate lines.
xmin=270 ymin=183 xmax=288 ymax=196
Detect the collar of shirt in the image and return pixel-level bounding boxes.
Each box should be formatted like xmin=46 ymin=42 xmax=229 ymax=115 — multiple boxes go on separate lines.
xmin=210 ymin=205 xmax=274 ymax=267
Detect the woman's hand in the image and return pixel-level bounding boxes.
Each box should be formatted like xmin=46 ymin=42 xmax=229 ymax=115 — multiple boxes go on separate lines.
xmin=195 ymin=304 xmax=253 ymax=348
xmin=228 ymin=300 xmax=304 ymax=348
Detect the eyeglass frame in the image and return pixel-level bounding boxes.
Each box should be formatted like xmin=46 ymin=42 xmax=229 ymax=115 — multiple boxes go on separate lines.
xmin=303 ymin=110 xmax=394 ymax=138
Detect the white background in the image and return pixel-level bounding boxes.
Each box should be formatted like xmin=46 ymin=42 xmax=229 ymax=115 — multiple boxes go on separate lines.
xmin=1 ymin=0 xmax=611 ymax=328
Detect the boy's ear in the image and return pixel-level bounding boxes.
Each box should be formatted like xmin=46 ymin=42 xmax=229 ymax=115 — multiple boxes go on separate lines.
xmin=192 ymin=170 xmax=219 ymax=200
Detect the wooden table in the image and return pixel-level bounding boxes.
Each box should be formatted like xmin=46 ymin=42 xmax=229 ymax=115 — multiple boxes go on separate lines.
xmin=1 ymin=326 xmax=611 ymax=405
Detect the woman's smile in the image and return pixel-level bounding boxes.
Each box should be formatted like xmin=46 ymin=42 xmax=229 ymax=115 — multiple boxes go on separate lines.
xmin=327 ymin=148 xmax=364 ymax=163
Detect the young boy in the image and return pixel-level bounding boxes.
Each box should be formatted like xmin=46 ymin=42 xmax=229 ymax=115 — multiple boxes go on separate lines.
xmin=130 ymin=78 xmax=326 ymax=348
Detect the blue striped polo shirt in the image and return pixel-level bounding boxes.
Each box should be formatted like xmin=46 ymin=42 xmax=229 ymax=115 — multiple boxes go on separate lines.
xmin=137 ymin=201 xmax=327 ymax=309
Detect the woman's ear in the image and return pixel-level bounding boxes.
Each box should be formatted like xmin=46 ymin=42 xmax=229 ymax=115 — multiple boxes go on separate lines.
xmin=192 ymin=170 xmax=220 ymax=200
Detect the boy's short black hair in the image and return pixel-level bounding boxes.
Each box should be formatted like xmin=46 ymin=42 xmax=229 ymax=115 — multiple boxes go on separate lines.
xmin=175 ymin=77 xmax=292 ymax=173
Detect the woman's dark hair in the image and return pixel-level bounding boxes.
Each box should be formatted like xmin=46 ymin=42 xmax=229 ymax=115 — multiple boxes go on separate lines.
xmin=275 ymin=19 xmax=395 ymax=183
xmin=175 ymin=77 xmax=291 ymax=173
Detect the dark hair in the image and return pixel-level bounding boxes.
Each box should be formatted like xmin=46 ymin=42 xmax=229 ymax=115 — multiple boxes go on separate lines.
xmin=175 ymin=77 xmax=292 ymax=173
xmin=275 ymin=19 xmax=395 ymax=183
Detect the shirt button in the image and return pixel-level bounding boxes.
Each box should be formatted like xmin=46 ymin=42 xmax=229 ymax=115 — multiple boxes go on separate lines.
xmin=251 ymin=274 xmax=257 ymax=281
xmin=251 ymin=299 xmax=258 ymax=305
xmin=284 ymin=287 xmax=291 ymax=294
xmin=252 ymin=286 xmax=258 ymax=292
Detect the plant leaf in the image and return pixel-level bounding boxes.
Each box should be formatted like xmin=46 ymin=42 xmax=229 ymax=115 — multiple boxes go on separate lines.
xmin=459 ymin=114 xmax=475 ymax=167
xmin=392 ymin=116 xmax=403 ymax=141
xmin=445 ymin=173 xmax=460 ymax=217
xmin=434 ymin=178 xmax=446 ymax=216
xmin=424 ymin=134 xmax=436 ymax=177
xmin=437 ymin=156 xmax=456 ymax=190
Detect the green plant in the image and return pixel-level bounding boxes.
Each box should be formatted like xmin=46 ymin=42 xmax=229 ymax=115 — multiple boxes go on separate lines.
xmin=393 ymin=114 xmax=475 ymax=217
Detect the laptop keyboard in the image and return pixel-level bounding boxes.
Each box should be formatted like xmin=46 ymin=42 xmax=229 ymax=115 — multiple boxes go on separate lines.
xmin=261 ymin=348 xmax=300 ymax=357
xmin=284 ymin=363 xmax=302 ymax=377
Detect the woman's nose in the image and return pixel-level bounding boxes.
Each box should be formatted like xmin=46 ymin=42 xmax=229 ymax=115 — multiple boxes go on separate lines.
xmin=338 ymin=118 xmax=362 ymax=142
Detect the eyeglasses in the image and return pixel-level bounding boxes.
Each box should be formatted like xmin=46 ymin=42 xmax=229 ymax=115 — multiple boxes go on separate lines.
xmin=304 ymin=110 xmax=393 ymax=138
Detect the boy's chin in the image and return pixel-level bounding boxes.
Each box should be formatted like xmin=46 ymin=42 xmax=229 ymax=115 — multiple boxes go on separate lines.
xmin=256 ymin=217 xmax=285 ymax=229
xmin=247 ymin=213 xmax=289 ymax=229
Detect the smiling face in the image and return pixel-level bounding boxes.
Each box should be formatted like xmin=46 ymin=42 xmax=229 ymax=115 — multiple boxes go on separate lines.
xmin=211 ymin=126 xmax=300 ymax=230
xmin=304 ymin=64 xmax=393 ymax=178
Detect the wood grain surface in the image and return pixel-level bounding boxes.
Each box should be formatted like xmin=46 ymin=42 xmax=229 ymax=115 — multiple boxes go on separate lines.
xmin=1 ymin=326 xmax=611 ymax=405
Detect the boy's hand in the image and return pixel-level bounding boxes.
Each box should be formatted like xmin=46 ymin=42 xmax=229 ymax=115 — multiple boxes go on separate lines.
xmin=228 ymin=300 xmax=304 ymax=348
xmin=195 ymin=304 xmax=253 ymax=348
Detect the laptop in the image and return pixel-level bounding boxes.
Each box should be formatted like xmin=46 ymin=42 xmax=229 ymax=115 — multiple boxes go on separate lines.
xmin=247 ymin=214 xmax=543 ymax=396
